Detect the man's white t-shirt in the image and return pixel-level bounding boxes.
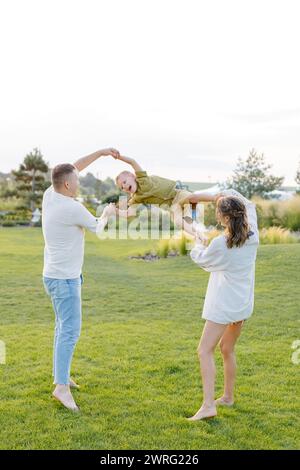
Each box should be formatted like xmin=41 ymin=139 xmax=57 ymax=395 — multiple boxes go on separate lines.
xmin=42 ymin=186 xmax=105 ymax=279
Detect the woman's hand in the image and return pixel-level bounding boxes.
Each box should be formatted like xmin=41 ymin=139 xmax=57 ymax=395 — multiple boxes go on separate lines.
xmin=102 ymin=203 xmax=116 ymax=218
xmin=195 ymin=232 xmax=209 ymax=246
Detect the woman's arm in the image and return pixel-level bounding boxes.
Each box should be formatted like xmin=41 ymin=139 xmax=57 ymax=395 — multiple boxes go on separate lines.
xmin=190 ymin=237 xmax=229 ymax=272
xmin=73 ymin=148 xmax=120 ymax=172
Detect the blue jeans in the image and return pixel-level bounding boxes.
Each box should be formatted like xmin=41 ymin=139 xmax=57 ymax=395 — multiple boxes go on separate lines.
xmin=43 ymin=275 xmax=83 ymax=385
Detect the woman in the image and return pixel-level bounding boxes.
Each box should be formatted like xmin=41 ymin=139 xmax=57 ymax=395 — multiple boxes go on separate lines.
xmin=188 ymin=189 xmax=259 ymax=420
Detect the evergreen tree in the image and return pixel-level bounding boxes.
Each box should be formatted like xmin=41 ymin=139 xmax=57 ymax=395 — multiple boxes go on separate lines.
xmin=12 ymin=148 xmax=50 ymax=210
xmin=225 ymin=149 xmax=284 ymax=199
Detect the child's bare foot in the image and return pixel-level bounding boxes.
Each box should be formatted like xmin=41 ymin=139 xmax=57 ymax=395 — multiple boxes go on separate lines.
xmin=69 ymin=378 xmax=80 ymax=389
xmin=187 ymin=404 xmax=217 ymax=421
xmin=52 ymin=385 xmax=79 ymax=412
xmin=215 ymin=396 xmax=234 ymax=406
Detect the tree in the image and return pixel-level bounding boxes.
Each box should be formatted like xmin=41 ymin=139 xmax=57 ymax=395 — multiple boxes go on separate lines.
xmin=95 ymin=177 xmax=119 ymax=201
xmin=225 ymin=149 xmax=284 ymax=199
xmin=0 ymin=173 xmax=16 ymax=199
xmin=79 ymin=173 xmax=119 ymax=201
xmin=12 ymin=148 xmax=50 ymax=210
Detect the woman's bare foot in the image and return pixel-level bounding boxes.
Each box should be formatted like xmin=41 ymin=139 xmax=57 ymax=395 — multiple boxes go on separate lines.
xmin=52 ymin=385 xmax=79 ymax=412
xmin=215 ymin=396 xmax=234 ymax=406
xmin=187 ymin=404 xmax=217 ymax=421
xmin=69 ymin=378 xmax=80 ymax=389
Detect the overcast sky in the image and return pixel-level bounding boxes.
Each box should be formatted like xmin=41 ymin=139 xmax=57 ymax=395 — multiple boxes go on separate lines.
xmin=1 ymin=0 xmax=299 ymax=184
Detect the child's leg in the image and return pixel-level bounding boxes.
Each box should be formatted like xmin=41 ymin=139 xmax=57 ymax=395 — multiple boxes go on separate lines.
xmin=216 ymin=321 xmax=244 ymax=406
xmin=186 ymin=192 xmax=217 ymax=204
xmin=171 ymin=190 xmax=204 ymax=236
xmin=191 ymin=203 xmax=197 ymax=222
xmin=172 ymin=203 xmax=195 ymax=237
xmin=188 ymin=320 xmax=227 ymax=421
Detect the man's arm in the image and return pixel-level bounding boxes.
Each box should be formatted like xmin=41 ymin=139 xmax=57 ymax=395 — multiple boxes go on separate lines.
xmin=73 ymin=148 xmax=120 ymax=172
xmin=95 ymin=204 xmax=117 ymax=236
xmin=72 ymin=202 xmax=116 ymax=234
xmin=114 ymin=155 xmax=143 ymax=173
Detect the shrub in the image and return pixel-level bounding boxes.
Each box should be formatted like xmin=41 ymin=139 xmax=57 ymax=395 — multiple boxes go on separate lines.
xmin=259 ymin=227 xmax=298 ymax=245
xmin=207 ymin=226 xmax=298 ymax=245
xmin=204 ymin=203 xmax=216 ymax=227
xmin=2 ymin=220 xmax=17 ymax=227
xmin=176 ymin=236 xmax=189 ymax=256
xmin=204 ymin=195 xmax=300 ymax=231
xmin=155 ymin=234 xmax=193 ymax=257
xmin=156 ymin=239 xmax=170 ymax=258
xmin=16 ymin=220 xmax=30 ymax=226
xmin=136 ymin=224 xmax=299 ymax=261
xmin=0 ymin=198 xmax=20 ymax=211
xmin=280 ymin=197 xmax=300 ymax=231
xmin=255 ymin=196 xmax=300 ymax=231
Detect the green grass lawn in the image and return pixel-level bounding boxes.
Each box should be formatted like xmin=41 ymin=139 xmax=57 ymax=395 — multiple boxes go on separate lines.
xmin=0 ymin=227 xmax=299 ymax=450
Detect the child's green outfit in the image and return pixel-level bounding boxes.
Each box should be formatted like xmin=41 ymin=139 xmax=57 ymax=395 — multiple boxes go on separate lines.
xmin=128 ymin=171 xmax=192 ymax=209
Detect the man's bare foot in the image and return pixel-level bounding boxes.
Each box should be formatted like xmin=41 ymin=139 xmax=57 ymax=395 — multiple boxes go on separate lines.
xmin=215 ymin=396 xmax=234 ymax=406
xmin=69 ymin=378 xmax=80 ymax=389
xmin=187 ymin=404 xmax=217 ymax=421
xmin=52 ymin=385 xmax=79 ymax=412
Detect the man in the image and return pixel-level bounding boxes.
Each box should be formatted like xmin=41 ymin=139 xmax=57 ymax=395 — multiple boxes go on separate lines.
xmin=42 ymin=148 xmax=118 ymax=411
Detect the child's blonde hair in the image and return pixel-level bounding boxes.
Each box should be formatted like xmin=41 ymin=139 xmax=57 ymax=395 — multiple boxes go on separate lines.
xmin=115 ymin=170 xmax=135 ymax=185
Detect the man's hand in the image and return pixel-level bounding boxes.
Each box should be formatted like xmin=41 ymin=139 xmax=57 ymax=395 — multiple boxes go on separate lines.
xmin=99 ymin=148 xmax=120 ymax=159
xmin=102 ymin=203 xmax=116 ymax=218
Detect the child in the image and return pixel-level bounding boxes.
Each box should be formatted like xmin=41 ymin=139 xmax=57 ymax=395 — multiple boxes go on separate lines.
xmin=111 ymin=155 xmax=204 ymax=236
xmin=187 ymin=189 xmax=259 ymax=420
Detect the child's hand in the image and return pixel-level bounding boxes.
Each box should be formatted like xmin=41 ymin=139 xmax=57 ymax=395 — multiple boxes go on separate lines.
xmin=100 ymin=148 xmax=120 ymax=159
xmin=127 ymin=207 xmax=136 ymax=217
xmin=115 ymin=206 xmax=136 ymax=217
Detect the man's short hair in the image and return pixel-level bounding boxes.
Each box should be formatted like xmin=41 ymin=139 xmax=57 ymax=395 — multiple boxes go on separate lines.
xmin=52 ymin=163 xmax=76 ymax=189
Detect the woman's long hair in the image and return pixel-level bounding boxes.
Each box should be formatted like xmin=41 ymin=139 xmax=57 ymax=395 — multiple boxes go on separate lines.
xmin=217 ymin=196 xmax=250 ymax=248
